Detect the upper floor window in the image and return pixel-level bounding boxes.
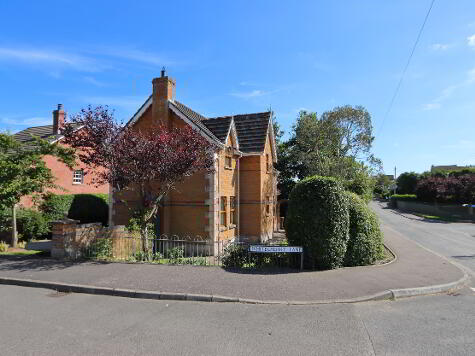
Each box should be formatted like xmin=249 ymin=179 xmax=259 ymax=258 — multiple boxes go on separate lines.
xmin=266 ymin=195 xmax=271 ymax=216
xmin=73 ymin=169 xmax=84 ymax=185
xmin=266 ymin=154 xmax=271 ymax=172
xmin=225 ymin=147 xmax=233 ymax=169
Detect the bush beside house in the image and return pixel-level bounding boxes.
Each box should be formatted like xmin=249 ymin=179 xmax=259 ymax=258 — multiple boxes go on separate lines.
xmin=40 ymin=193 xmax=109 ymax=225
xmin=286 ymin=176 xmax=349 ymax=270
xmin=344 ymin=192 xmax=384 ymax=266
xmin=0 ymin=193 xmax=109 ymax=243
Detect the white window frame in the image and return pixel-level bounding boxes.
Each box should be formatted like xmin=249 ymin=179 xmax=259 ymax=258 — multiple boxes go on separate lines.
xmin=73 ymin=169 xmax=84 ymax=185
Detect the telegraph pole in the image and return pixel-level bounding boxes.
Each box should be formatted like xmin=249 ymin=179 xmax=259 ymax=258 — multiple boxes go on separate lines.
xmin=393 ymin=166 xmax=397 ymax=195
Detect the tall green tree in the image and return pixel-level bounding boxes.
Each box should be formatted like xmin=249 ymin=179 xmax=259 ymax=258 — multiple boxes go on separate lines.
xmin=275 ymin=106 xmax=382 ymax=200
xmin=0 ymin=133 xmax=75 ymax=247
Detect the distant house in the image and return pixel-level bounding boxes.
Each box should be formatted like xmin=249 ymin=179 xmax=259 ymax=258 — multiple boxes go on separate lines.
xmin=112 ymin=71 xmax=278 ymax=245
xmin=430 ymin=164 xmax=474 ymax=173
xmin=13 ymin=104 xmax=109 ymax=208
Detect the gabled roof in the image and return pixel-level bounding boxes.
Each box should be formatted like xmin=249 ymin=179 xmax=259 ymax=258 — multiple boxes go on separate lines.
xmin=201 ymin=116 xmax=233 ymax=143
xmin=13 ymin=123 xmax=83 ymax=148
xmin=205 ymin=112 xmax=271 ymax=154
xmin=127 ymin=95 xmax=274 ymax=156
xmin=168 ymin=100 xmax=223 ymax=145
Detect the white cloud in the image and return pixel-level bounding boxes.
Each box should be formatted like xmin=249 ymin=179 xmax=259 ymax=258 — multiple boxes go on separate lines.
xmin=0 ymin=45 xmax=179 ymax=74
xmin=0 ymin=47 xmax=101 ymax=72
xmin=467 ymin=67 xmax=475 ymax=83
xmin=230 ymin=90 xmax=270 ymax=99
xmin=467 ymin=34 xmax=475 ymax=47
xmin=430 ymin=43 xmax=451 ymax=50
xmin=83 ymin=76 xmax=108 ymax=87
xmin=98 ymin=47 xmax=177 ymax=67
xmin=423 ymin=103 xmax=441 ymax=111
xmin=239 ymin=81 xmax=260 ymax=87
xmin=443 ymin=139 xmax=475 ymax=151
xmin=1 ymin=117 xmax=51 ymax=126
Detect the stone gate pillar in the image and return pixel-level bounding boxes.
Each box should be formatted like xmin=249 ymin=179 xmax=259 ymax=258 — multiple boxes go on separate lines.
xmin=51 ymin=218 xmax=79 ymax=259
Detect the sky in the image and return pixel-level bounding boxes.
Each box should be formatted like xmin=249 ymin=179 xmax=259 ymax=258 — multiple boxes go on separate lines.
xmin=0 ymin=0 xmax=474 ymax=175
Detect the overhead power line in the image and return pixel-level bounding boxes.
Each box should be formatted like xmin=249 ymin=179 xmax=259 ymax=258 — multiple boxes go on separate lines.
xmin=377 ymin=0 xmax=436 ymax=136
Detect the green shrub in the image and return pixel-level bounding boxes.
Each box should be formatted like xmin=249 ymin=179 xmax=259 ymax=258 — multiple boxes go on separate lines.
xmin=221 ymin=244 xmax=250 ymax=269
xmin=344 ymin=192 xmax=384 ymax=266
xmin=0 ymin=241 xmax=8 ymax=252
xmin=344 ymin=172 xmax=374 ymax=203
xmin=88 ymin=238 xmax=112 ymax=259
xmin=396 ymin=172 xmax=419 ymax=194
xmin=40 ymin=193 xmax=109 ymax=225
xmin=285 ymin=175 xmax=349 ymax=270
xmin=16 ymin=209 xmax=50 ymax=241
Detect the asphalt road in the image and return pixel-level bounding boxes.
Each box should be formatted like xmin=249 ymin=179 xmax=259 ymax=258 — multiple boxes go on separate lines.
xmin=0 ymin=284 xmax=474 ymax=356
xmin=371 ymin=201 xmax=475 ymax=283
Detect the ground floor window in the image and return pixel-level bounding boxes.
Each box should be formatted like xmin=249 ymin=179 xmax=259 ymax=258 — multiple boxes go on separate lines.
xmin=266 ymin=195 xmax=271 ymax=215
xmin=220 ymin=196 xmax=227 ymax=226
xmin=230 ymin=196 xmax=236 ymax=225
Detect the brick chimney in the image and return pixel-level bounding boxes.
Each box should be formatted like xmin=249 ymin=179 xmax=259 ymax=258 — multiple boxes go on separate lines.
xmin=152 ymin=67 xmax=176 ymax=126
xmin=52 ymin=104 xmax=65 ymax=135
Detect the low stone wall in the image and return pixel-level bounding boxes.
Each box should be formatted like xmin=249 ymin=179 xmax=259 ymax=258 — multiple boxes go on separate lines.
xmin=51 ymin=219 xmax=127 ymax=259
xmin=395 ymin=200 xmax=475 ymax=221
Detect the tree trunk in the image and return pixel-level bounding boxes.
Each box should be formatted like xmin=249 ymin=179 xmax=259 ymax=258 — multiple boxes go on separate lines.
xmin=11 ymin=204 xmax=17 ymax=248
xmin=141 ymin=224 xmax=149 ymax=257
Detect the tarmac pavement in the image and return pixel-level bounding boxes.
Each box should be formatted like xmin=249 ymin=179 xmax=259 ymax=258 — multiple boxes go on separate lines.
xmin=0 ymin=212 xmax=467 ymax=303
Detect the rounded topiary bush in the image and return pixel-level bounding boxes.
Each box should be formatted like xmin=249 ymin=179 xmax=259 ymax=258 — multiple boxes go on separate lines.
xmin=344 ymin=192 xmax=384 ymax=266
xmin=285 ymin=176 xmax=349 ymax=270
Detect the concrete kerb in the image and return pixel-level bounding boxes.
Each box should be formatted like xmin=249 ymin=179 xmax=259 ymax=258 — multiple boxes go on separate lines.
xmin=0 ymin=272 xmax=468 ymax=305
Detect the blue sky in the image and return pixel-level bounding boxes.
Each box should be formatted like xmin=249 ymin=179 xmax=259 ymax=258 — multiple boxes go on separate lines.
xmin=0 ymin=0 xmax=474 ymax=175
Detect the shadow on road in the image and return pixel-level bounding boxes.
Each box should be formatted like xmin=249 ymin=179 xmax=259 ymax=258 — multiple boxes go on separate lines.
xmin=0 ymin=256 xmax=107 ymax=273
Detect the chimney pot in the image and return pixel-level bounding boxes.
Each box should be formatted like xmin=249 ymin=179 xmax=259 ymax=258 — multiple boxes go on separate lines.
xmin=58 ymin=104 xmax=63 ymax=110
xmin=161 ymin=66 xmax=166 ymax=77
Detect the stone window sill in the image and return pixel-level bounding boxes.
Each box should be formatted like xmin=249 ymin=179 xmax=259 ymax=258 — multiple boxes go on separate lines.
xmin=220 ymin=224 xmax=236 ymax=232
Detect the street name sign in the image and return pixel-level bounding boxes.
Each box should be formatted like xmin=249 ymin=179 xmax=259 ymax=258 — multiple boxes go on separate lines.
xmin=249 ymin=245 xmax=303 ymax=253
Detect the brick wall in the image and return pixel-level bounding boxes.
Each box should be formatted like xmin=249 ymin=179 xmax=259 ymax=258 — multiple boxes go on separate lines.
xmin=20 ymin=144 xmax=109 ymax=208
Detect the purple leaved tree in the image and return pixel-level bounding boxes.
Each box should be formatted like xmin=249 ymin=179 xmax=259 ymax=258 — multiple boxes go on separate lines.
xmin=62 ymin=106 xmax=214 ymax=253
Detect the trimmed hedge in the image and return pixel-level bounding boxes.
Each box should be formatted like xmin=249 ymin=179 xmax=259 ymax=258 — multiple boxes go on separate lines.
xmin=344 ymin=192 xmax=384 ymax=266
xmin=285 ymin=176 xmax=349 ymax=270
xmin=40 ymin=193 xmax=109 ymax=225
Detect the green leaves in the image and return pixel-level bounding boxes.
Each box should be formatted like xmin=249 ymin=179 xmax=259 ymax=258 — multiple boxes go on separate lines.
xmin=285 ymin=176 xmax=349 ymax=270
xmin=274 ymin=105 xmax=381 ymax=200
xmin=0 ymin=133 xmax=76 ymax=209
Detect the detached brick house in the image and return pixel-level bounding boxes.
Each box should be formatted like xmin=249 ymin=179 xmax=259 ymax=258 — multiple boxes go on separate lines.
xmin=13 ymin=104 xmax=109 ymax=208
xmin=112 ymin=71 xmax=278 ymax=245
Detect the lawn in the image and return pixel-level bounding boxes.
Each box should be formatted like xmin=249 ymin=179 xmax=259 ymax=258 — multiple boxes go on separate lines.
xmin=0 ymin=249 xmax=45 ymax=256
xmin=413 ymin=213 xmax=457 ymax=222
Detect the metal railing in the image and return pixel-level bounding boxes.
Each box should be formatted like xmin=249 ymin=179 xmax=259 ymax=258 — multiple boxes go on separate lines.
xmin=85 ymin=234 xmax=303 ymax=271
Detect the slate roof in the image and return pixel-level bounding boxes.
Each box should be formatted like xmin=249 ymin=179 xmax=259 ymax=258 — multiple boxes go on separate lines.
xmin=169 ymin=101 xmax=271 ymax=153
xmin=200 ymin=116 xmax=233 ymax=143
xmin=127 ymin=96 xmax=272 ymax=153
xmin=206 ymin=112 xmax=271 ymax=153
xmin=13 ymin=123 xmax=82 ymax=147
